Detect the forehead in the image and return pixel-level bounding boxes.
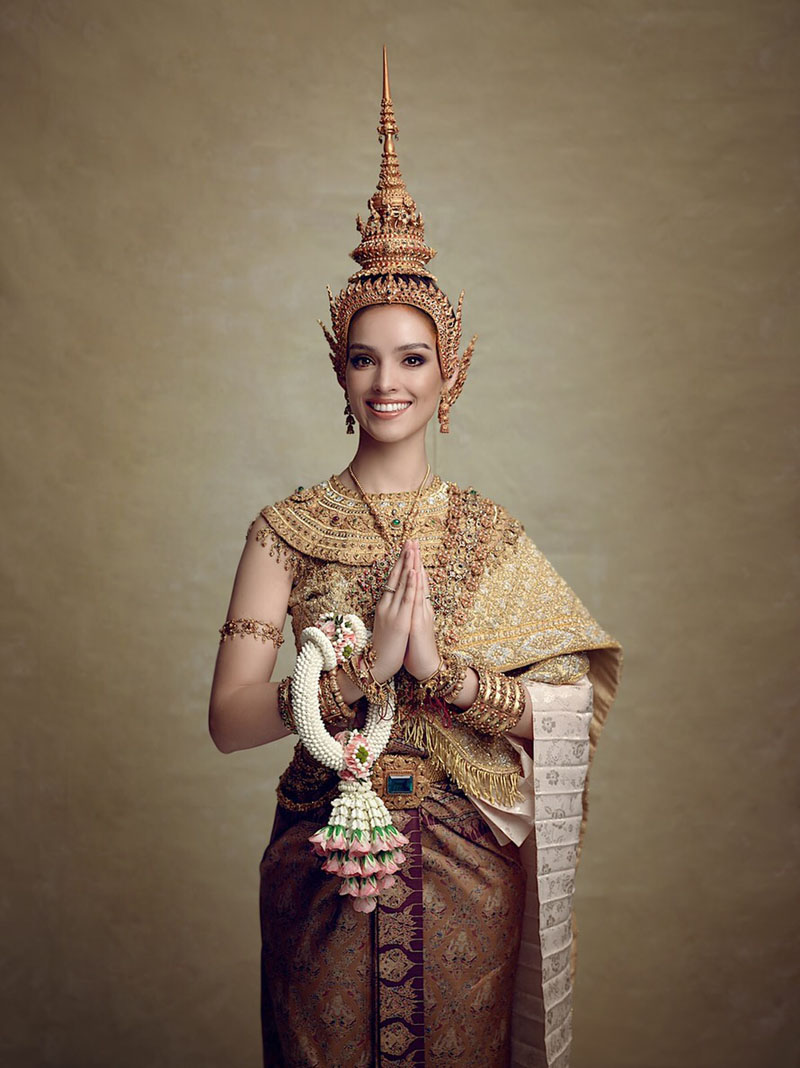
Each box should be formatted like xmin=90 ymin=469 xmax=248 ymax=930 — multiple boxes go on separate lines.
xmin=348 ymin=303 xmax=437 ymax=345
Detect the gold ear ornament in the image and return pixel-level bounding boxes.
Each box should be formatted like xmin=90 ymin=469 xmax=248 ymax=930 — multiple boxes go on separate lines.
xmin=344 ymin=399 xmax=355 ymax=434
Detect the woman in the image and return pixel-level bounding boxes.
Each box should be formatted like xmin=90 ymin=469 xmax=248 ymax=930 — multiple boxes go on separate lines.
xmin=209 ymin=50 xmax=622 ymax=1068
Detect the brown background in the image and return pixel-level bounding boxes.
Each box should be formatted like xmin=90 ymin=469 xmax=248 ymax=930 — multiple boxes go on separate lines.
xmin=2 ymin=1 xmax=798 ymax=1065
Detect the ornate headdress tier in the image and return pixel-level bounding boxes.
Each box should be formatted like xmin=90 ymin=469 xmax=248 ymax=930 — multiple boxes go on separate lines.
xmin=320 ymin=47 xmax=476 ymax=432
xmin=348 ymin=50 xmax=436 ymax=279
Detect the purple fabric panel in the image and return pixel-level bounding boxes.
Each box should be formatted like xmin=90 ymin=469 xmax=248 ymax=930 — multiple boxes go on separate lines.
xmin=376 ymin=809 xmax=426 ymax=1065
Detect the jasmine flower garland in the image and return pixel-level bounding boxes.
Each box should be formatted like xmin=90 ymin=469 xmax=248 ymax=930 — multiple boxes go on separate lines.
xmin=293 ymin=613 xmax=409 ymax=913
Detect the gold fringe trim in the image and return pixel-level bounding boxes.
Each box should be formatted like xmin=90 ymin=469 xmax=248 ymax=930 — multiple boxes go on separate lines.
xmin=254 ymin=518 xmax=307 ymax=577
xmin=399 ymin=715 xmax=522 ymax=807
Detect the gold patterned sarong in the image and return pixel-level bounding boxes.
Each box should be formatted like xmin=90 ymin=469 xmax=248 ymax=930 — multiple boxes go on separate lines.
xmin=261 ymin=779 xmax=525 ymax=1067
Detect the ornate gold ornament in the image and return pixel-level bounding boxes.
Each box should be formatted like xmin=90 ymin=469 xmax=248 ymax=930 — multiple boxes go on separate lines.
xmin=320 ymin=47 xmax=477 ymax=433
xmin=370 ymin=752 xmax=446 ymax=809
xmin=218 ymin=617 xmax=284 ymax=648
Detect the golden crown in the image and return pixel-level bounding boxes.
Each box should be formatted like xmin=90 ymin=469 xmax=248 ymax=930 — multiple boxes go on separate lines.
xmin=320 ymin=47 xmax=475 ymax=432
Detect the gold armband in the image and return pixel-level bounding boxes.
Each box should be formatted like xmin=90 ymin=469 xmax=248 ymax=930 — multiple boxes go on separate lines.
xmin=454 ymin=667 xmax=527 ymax=736
xmin=219 ymin=618 xmax=284 ymax=648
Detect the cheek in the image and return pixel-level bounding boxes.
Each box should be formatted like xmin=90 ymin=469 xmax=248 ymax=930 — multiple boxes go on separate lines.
xmin=420 ymin=368 xmax=446 ymax=403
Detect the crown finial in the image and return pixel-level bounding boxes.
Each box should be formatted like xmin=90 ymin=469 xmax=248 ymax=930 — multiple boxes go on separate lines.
xmin=379 ymin=45 xmax=399 ymax=154
xmin=348 ymin=47 xmax=436 ymax=279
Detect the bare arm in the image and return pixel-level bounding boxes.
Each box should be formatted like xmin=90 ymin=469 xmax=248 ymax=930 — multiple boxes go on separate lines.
xmin=208 ymin=518 xmax=295 ymax=753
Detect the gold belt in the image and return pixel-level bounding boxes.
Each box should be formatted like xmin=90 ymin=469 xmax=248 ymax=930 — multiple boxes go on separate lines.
xmin=371 ymin=752 xmax=448 ymax=809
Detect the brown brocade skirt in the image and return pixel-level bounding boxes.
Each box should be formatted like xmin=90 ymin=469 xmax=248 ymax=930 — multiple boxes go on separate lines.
xmin=259 ymin=784 xmax=526 ymax=1067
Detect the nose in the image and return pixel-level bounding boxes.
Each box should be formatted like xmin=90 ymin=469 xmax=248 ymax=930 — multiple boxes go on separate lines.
xmin=372 ymin=361 xmax=398 ymax=394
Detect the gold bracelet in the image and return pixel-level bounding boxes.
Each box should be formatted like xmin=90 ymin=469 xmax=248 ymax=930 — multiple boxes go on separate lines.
xmin=343 ymin=643 xmax=393 ymax=705
xmin=219 ymin=618 xmax=284 ymax=648
xmin=327 ymin=671 xmax=353 ymax=718
xmin=416 ymin=653 xmax=469 ymax=701
xmin=318 ymin=671 xmax=354 ymax=726
xmin=277 ymin=677 xmax=296 ymax=733
xmin=442 ymin=658 xmax=469 ymax=702
xmin=453 ymin=667 xmax=527 ymax=735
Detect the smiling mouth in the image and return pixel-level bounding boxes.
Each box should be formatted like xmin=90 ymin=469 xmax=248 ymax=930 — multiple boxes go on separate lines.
xmin=367 ymin=401 xmax=412 ymax=412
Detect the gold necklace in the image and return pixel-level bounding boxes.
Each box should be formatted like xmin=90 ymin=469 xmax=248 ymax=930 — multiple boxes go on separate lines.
xmin=347 ymin=462 xmax=431 ymax=556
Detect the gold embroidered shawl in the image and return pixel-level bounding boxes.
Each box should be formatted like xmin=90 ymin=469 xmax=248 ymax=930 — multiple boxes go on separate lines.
xmin=259 ymin=476 xmax=622 ymax=807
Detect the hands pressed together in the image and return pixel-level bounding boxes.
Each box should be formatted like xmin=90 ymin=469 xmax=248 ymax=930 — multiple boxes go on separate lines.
xmin=335 ymin=539 xmax=440 ymax=707
xmin=330 ymin=537 xmax=521 ymax=732
xmin=370 ymin=539 xmax=440 ymax=685
xmin=336 ymin=538 xmax=483 ymax=714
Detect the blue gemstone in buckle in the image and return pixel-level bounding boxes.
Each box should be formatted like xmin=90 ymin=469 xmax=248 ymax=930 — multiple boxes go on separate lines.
xmin=386 ymin=773 xmax=414 ymax=795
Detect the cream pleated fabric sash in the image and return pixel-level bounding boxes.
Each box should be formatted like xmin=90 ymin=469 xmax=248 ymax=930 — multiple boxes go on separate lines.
xmin=469 ymin=675 xmax=594 ymax=1068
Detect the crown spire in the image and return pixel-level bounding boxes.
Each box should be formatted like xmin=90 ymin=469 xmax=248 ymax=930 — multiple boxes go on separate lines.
xmin=349 ymin=46 xmax=436 ymax=279
xmin=379 ymin=45 xmax=398 ymax=153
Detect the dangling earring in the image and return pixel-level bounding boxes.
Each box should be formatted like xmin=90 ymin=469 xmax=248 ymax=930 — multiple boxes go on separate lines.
xmin=344 ymin=399 xmax=355 ymax=434
xmin=438 ymin=391 xmax=451 ymax=434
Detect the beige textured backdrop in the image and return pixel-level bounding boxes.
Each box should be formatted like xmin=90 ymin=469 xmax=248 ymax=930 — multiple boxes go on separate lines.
xmin=2 ymin=2 xmax=798 ymax=1066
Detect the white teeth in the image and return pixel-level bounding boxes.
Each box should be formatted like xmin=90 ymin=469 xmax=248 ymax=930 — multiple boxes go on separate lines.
xmin=370 ymin=402 xmax=411 ymax=412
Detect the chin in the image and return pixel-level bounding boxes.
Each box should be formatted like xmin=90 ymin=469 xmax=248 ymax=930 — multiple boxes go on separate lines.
xmin=359 ymin=410 xmax=434 ymax=443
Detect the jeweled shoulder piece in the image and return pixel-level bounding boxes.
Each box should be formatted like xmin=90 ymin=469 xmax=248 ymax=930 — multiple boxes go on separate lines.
xmin=320 ymin=47 xmax=477 ymax=432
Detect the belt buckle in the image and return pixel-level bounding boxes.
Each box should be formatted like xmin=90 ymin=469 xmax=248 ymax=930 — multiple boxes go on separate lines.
xmin=372 ymin=753 xmax=432 ymax=809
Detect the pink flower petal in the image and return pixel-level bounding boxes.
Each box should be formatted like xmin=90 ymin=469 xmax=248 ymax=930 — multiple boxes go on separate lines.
xmin=352 ymin=896 xmax=377 ymax=913
xmin=349 ymin=836 xmax=371 ymax=857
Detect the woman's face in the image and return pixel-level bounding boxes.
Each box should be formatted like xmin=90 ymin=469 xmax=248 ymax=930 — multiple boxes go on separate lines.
xmin=345 ymin=304 xmax=445 ymax=444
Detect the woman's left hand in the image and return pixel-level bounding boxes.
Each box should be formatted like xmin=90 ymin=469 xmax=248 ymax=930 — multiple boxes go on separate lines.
xmin=404 ymin=540 xmax=441 ymax=681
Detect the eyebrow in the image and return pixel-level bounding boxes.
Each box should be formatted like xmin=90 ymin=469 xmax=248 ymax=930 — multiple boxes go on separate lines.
xmin=347 ymin=342 xmax=435 ymax=353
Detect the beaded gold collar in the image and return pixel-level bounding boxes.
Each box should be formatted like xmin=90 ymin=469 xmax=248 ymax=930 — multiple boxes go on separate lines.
xmin=261 ymin=475 xmax=451 ymax=567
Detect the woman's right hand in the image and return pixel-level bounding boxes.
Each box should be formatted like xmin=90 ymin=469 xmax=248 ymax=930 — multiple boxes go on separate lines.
xmin=368 ymin=541 xmax=417 ymax=683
